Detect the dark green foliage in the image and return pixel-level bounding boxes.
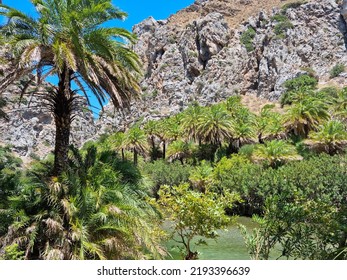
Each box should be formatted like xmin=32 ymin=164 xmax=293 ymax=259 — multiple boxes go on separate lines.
xmin=258 ymin=154 xmax=347 ymax=259
xmin=141 ymin=160 xmax=192 ymax=196
xmin=281 ymin=74 xmax=318 ymax=106
xmin=271 ymin=14 xmax=289 ymax=22
xmin=0 ymin=146 xmax=22 ymax=235
xmin=222 ymin=154 xmax=347 ymax=259
xmin=212 ymin=156 xmax=265 ymax=216
xmin=274 ymin=21 xmax=294 ymax=38
xmin=330 ymin=63 xmax=345 ymax=78
xmin=283 ymin=74 xmax=318 ymax=92
xmin=240 ymin=27 xmax=256 ymax=52
xmin=0 ymin=146 xmax=165 ymax=260
xmin=271 ymin=12 xmax=294 ymax=39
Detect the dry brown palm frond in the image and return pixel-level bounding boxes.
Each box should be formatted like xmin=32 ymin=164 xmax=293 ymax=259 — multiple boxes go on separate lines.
xmin=44 ymin=218 xmax=64 ymax=237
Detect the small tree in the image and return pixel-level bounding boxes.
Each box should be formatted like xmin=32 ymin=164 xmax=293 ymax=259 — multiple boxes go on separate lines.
xmin=157 ymin=184 xmax=238 ymax=260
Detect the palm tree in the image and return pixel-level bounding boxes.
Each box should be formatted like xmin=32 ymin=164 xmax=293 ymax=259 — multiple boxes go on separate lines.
xmin=144 ymin=120 xmax=160 ymax=160
xmin=167 ymin=140 xmax=194 ymax=164
xmin=332 ymin=88 xmax=347 ymax=121
xmin=109 ymin=131 xmax=126 ymax=161
xmin=252 ymin=140 xmax=303 ymax=168
xmin=257 ymin=105 xmax=286 ymax=143
xmin=196 ymin=104 xmax=234 ymax=146
xmin=123 ymin=125 xmax=148 ymax=165
xmin=305 ymin=120 xmax=347 ymax=155
xmin=230 ymin=107 xmax=256 ymax=153
xmin=0 ymin=0 xmax=141 ymax=175
xmin=0 ymin=146 xmax=165 ymax=260
xmin=181 ymin=104 xmax=203 ymax=143
xmin=283 ymin=98 xmax=330 ymax=137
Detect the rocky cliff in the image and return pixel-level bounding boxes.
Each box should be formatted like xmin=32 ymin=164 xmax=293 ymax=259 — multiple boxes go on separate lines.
xmin=1 ymin=0 xmax=347 ymax=160
xmin=99 ymin=0 xmax=347 ymax=130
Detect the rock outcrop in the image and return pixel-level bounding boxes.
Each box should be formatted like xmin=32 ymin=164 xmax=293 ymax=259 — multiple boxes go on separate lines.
xmin=2 ymin=0 xmax=347 ymax=160
xmin=99 ymin=0 xmax=347 ymax=130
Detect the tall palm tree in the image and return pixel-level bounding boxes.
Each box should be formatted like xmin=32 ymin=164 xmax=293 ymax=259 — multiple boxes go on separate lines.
xmin=180 ymin=104 xmax=203 ymax=143
xmin=123 ymin=125 xmax=148 ymax=165
xmin=0 ymin=0 xmax=142 ymax=175
xmin=257 ymin=105 xmax=286 ymax=143
xmin=144 ymin=120 xmax=160 ymax=160
xmin=230 ymin=107 xmax=256 ymax=153
xmin=196 ymin=104 xmax=234 ymax=146
xmin=305 ymin=120 xmax=347 ymax=155
xmin=109 ymin=131 xmax=126 ymax=161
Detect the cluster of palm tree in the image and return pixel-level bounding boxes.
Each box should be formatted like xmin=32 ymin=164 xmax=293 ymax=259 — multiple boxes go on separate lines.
xmin=106 ymin=81 xmax=347 ymax=166
xmin=0 ymin=146 xmax=165 ymax=260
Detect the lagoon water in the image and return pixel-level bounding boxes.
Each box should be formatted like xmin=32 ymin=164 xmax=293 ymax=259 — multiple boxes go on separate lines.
xmin=165 ymin=217 xmax=258 ymax=260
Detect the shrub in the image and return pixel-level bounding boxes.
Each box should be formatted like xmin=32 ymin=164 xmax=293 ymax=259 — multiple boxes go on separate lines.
xmin=141 ymin=160 xmax=192 ymax=195
xmin=330 ymin=63 xmax=345 ymax=78
xmin=240 ymin=27 xmax=256 ymax=52
xmin=283 ymin=74 xmax=318 ymax=91
xmin=274 ymin=21 xmax=294 ymax=38
xmin=254 ymin=154 xmax=347 ymax=260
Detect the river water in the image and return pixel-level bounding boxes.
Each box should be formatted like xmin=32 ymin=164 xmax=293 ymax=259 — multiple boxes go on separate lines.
xmin=165 ymin=217 xmax=258 ymax=260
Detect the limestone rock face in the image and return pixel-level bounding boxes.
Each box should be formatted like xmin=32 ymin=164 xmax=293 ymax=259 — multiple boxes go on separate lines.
xmin=100 ymin=0 xmax=347 ymax=130
xmin=2 ymin=0 xmax=347 ymax=159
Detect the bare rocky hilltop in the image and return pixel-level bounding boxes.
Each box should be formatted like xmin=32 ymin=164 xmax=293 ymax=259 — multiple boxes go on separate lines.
xmin=1 ymin=0 xmax=347 ymax=160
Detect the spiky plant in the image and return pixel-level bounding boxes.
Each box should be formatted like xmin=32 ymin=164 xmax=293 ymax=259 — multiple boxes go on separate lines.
xmin=283 ymin=98 xmax=330 ymax=137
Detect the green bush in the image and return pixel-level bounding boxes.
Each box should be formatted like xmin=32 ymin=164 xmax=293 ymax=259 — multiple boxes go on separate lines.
xmin=141 ymin=160 xmax=192 ymax=195
xmin=271 ymin=14 xmax=289 ymax=22
xmin=281 ymin=74 xmax=318 ymax=105
xmin=274 ymin=21 xmax=294 ymax=38
xmin=0 ymin=146 xmax=22 ymax=235
xmin=330 ymin=63 xmax=345 ymax=78
xmin=240 ymin=27 xmax=256 ymax=52
xmin=254 ymin=154 xmax=347 ymax=260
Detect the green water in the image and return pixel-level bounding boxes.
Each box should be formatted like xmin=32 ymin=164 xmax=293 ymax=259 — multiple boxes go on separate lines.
xmin=165 ymin=217 xmax=258 ymax=260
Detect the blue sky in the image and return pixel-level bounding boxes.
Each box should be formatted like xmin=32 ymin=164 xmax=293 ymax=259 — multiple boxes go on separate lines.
xmin=2 ymin=0 xmax=194 ymax=116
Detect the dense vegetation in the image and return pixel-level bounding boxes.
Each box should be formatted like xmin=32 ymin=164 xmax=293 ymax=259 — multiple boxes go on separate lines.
xmin=0 ymin=0 xmax=347 ymax=260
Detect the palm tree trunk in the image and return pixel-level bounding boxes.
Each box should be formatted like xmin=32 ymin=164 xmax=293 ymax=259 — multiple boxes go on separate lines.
xmin=52 ymin=67 xmax=73 ymax=176
xmin=151 ymin=136 xmax=156 ymax=160
xmin=162 ymin=140 xmax=166 ymax=159
xmin=134 ymin=149 xmax=138 ymax=165
xmin=53 ymin=116 xmax=71 ymax=175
